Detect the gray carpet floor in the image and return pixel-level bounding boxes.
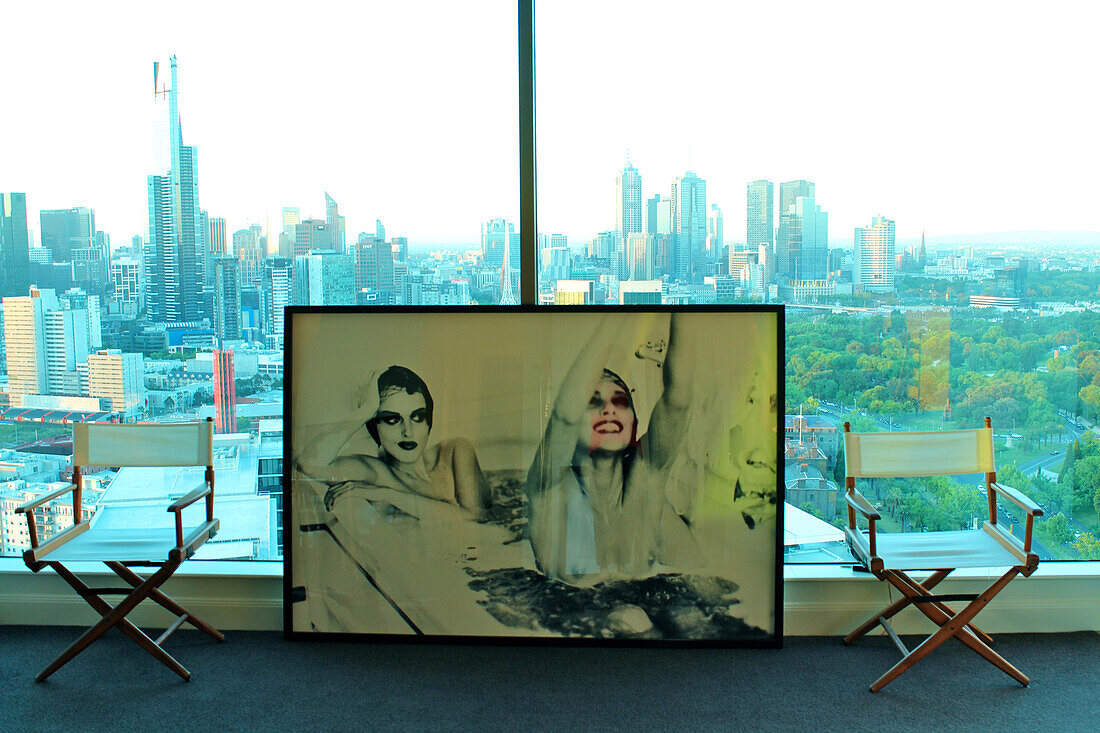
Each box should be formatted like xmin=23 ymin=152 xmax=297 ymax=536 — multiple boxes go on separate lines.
xmin=1 ymin=626 xmax=1097 ymax=732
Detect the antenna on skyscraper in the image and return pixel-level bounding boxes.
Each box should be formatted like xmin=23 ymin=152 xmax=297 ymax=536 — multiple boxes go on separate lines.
xmin=153 ymin=61 xmax=159 ymax=93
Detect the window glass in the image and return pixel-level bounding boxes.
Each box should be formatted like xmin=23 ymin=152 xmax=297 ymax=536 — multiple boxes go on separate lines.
xmin=535 ymin=0 xmax=1100 ymax=562
xmin=0 ymin=0 xmax=517 ymax=560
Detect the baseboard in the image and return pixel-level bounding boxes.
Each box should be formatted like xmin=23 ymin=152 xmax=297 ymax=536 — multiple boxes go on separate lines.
xmin=3 ymin=561 xmax=1098 ymax=635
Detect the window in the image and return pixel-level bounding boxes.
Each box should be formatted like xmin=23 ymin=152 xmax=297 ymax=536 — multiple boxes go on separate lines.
xmin=0 ymin=0 xmax=517 ymax=560
xmin=534 ymin=0 xmax=1100 ymax=563
xmin=2 ymin=1 xmax=1098 ymax=565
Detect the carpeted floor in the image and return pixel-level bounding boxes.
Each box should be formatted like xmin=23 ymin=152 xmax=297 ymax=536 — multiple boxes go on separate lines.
xmin=1 ymin=627 xmax=1097 ymax=732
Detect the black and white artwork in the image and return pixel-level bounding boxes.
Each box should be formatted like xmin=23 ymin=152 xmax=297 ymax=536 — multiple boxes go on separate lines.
xmin=285 ymin=307 xmax=783 ymax=644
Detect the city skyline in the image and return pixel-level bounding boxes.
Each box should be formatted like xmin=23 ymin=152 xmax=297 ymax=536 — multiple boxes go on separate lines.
xmin=2 ymin=2 xmax=1098 ymax=253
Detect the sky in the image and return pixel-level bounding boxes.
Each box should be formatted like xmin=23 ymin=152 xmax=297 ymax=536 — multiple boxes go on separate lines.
xmin=2 ymin=1 xmax=1099 ymax=252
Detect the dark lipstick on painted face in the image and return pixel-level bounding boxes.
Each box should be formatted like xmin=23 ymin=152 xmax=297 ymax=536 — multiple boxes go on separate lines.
xmin=593 ymin=420 xmax=623 ymax=433
xmin=398 ymin=440 xmax=418 ymax=451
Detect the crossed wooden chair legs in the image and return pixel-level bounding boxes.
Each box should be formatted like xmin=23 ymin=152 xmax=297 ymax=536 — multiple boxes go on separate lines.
xmin=37 ymin=560 xmax=225 ymax=683
xmin=845 ymin=567 xmax=1029 ymax=693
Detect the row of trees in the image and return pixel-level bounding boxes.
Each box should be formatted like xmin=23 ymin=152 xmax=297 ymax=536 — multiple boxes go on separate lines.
xmin=786 ymin=308 xmax=1100 ymax=447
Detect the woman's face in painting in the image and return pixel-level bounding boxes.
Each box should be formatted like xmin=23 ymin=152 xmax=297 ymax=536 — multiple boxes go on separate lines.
xmin=374 ymin=389 xmax=431 ymax=464
xmin=582 ymin=378 xmax=637 ymax=454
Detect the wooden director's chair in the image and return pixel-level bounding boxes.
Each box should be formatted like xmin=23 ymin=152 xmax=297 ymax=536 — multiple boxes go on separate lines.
xmin=842 ymin=417 xmax=1042 ymax=693
xmin=16 ymin=419 xmax=224 ymax=682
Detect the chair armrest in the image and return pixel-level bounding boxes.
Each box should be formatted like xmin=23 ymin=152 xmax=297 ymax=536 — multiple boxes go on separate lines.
xmin=167 ymin=479 xmax=213 ymax=551
xmin=15 ymin=483 xmax=77 ymax=514
xmin=166 ymin=480 xmax=212 ymax=513
xmin=990 ymin=482 xmax=1043 ymax=516
xmin=15 ymin=483 xmax=80 ymax=551
xmin=845 ymin=490 xmax=881 ymax=521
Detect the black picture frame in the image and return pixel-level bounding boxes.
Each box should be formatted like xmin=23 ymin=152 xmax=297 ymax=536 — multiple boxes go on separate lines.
xmin=284 ymin=305 xmax=784 ymax=647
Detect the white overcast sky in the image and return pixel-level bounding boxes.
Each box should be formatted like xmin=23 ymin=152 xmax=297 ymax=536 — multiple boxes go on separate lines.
xmin=2 ymin=1 xmax=1098 ymax=251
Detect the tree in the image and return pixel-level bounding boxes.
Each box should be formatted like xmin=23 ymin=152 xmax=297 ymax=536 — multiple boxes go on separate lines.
xmin=1074 ymin=532 xmax=1100 ymax=560
xmin=1070 ymin=456 xmax=1100 ymax=513
xmin=1043 ymin=513 xmax=1075 ymax=545
xmin=1059 ymin=440 xmax=1079 ymax=484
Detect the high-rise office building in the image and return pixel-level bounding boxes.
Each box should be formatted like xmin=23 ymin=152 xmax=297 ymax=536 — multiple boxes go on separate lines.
xmin=325 ymin=193 xmax=345 ymax=254
xmin=481 ymin=218 xmax=518 ymax=271
xmin=57 ymin=288 xmax=102 ymax=351
xmin=390 ymin=236 xmax=408 ymax=263
xmin=39 ymin=207 xmax=95 ymax=263
xmin=854 ymin=215 xmax=896 ymax=293
xmin=779 ymin=180 xmax=815 ymax=217
xmin=293 ymin=252 xmax=354 ymax=305
xmin=646 ymin=194 xmax=671 ymax=236
xmin=670 ymin=171 xmax=707 ymax=281
xmin=233 ymin=228 xmax=262 ymax=287
xmin=213 ymin=349 xmax=237 ymax=434
xmin=207 ymin=217 xmax=227 ymax=255
xmin=616 ymin=161 xmax=643 ymax=236
xmin=260 ymin=256 xmax=292 ymax=346
xmin=625 ymin=232 xmax=656 ymax=281
xmin=1 ymin=193 xmax=31 ymax=297
xmin=279 ymin=207 xmax=300 ymax=259
xmin=44 ymin=308 xmax=90 ymax=396
xmin=746 ymin=180 xmax=774 ymax=250
xmin=213 ymin=256 xmax=241 ymax=343
xmin=586 ymin=231 xmax=617 ymax=260
xmin=293 ymin=219 xmax=331 ymax=257
xmin=2 ymin=287 xmax=52 ymax=405
xmin=776 ymin=194 xmax=828 ymax=283
xmin=355 ymin=234 xmax=395 ymax=293
xmin=707 ymin=204 xmax=723 ymax=258
xmin=145 ymin=56 xmax=203 ymax=323
xmin=86 ymin=349 xmax=144 ymax=421
xmin=110 ymin=258 xmax=143 ymax=312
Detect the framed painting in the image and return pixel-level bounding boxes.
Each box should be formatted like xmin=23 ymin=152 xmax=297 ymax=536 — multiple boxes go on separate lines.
xmin=284 ymin=305 xmax=784 ymax=646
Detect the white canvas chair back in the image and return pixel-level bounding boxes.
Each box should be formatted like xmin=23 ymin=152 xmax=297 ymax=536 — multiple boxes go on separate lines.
xmin=74 ymin=421 xmax=214 ymax=468
xmin=844 ymin=426 xmax=995 ymax=478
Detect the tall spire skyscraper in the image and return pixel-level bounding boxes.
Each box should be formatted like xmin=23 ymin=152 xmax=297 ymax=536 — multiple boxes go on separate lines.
xmin=145 ymin=56 xmax=203 ymax=323
xmin=325 ymin=192 xmax=345 ymax=253
xmin=498 ymin=225 xmax=518 ymax=305
xmin=615 ymin=159 xmax=643 ymax=236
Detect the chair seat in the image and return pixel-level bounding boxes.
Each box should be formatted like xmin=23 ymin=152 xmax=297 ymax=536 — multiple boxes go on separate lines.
xmin=43 ymin=524 xmax=204 ymax=563
xmin=871 ymin=529 xmax=1020 ymax=570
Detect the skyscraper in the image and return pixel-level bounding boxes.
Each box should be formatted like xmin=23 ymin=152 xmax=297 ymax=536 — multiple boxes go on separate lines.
xmin=213 ymin=256 xmax=241 ymax=343
xmin=481 ymin=218 xmax=517 ymax=270
xmin=1 ymin=193 xmax=30 ymax=297
xmin=145 ymin=56 xmax=203 ymax=323
xmin=746 ymin=180 xmax=774 ymax=250
xmin=292 ymin=219 xmax=331 ymax=257
xmin=39 ymin=207 xmax=95 ymax=264
xmin=707 ymin=203 xmax=723 ymax=258
xmin=260 ymin=256 xmax=292 ymax=346
xmin=615 ymin=161 xmax=643 ymax=236
xmin=670 ymin=171 xmax=707 ymax=281
xmin=355 ymin=234 xmax=395 ymax=294
xmin=776 ymin=195 xmax=829 ymax=283
xmin=233 ymin=228 xmax=262 ymax=286
xmin=207 ymin=217 xmax=227 ymax=255
xmin=325 ymin=192 xmax=345 ymax=253
xmin=87 ymin=349 xmax=144 ymax=421
xmin=213 ymin=349 xmax=237 ymax=434
xmin=854 ymin=215 xmax=896 ymax=293
xmin=1 ymin=287 xmax=52 ymax=405
xmin=779 ymin=180 xmax=815 ymax=216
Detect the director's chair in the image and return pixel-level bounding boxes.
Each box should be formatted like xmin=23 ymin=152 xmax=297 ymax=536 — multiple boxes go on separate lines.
xmin=842 ymin=417 xmax=1042 ymax=692
xmin=16 ymin=418 xmax=224 ymax=682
